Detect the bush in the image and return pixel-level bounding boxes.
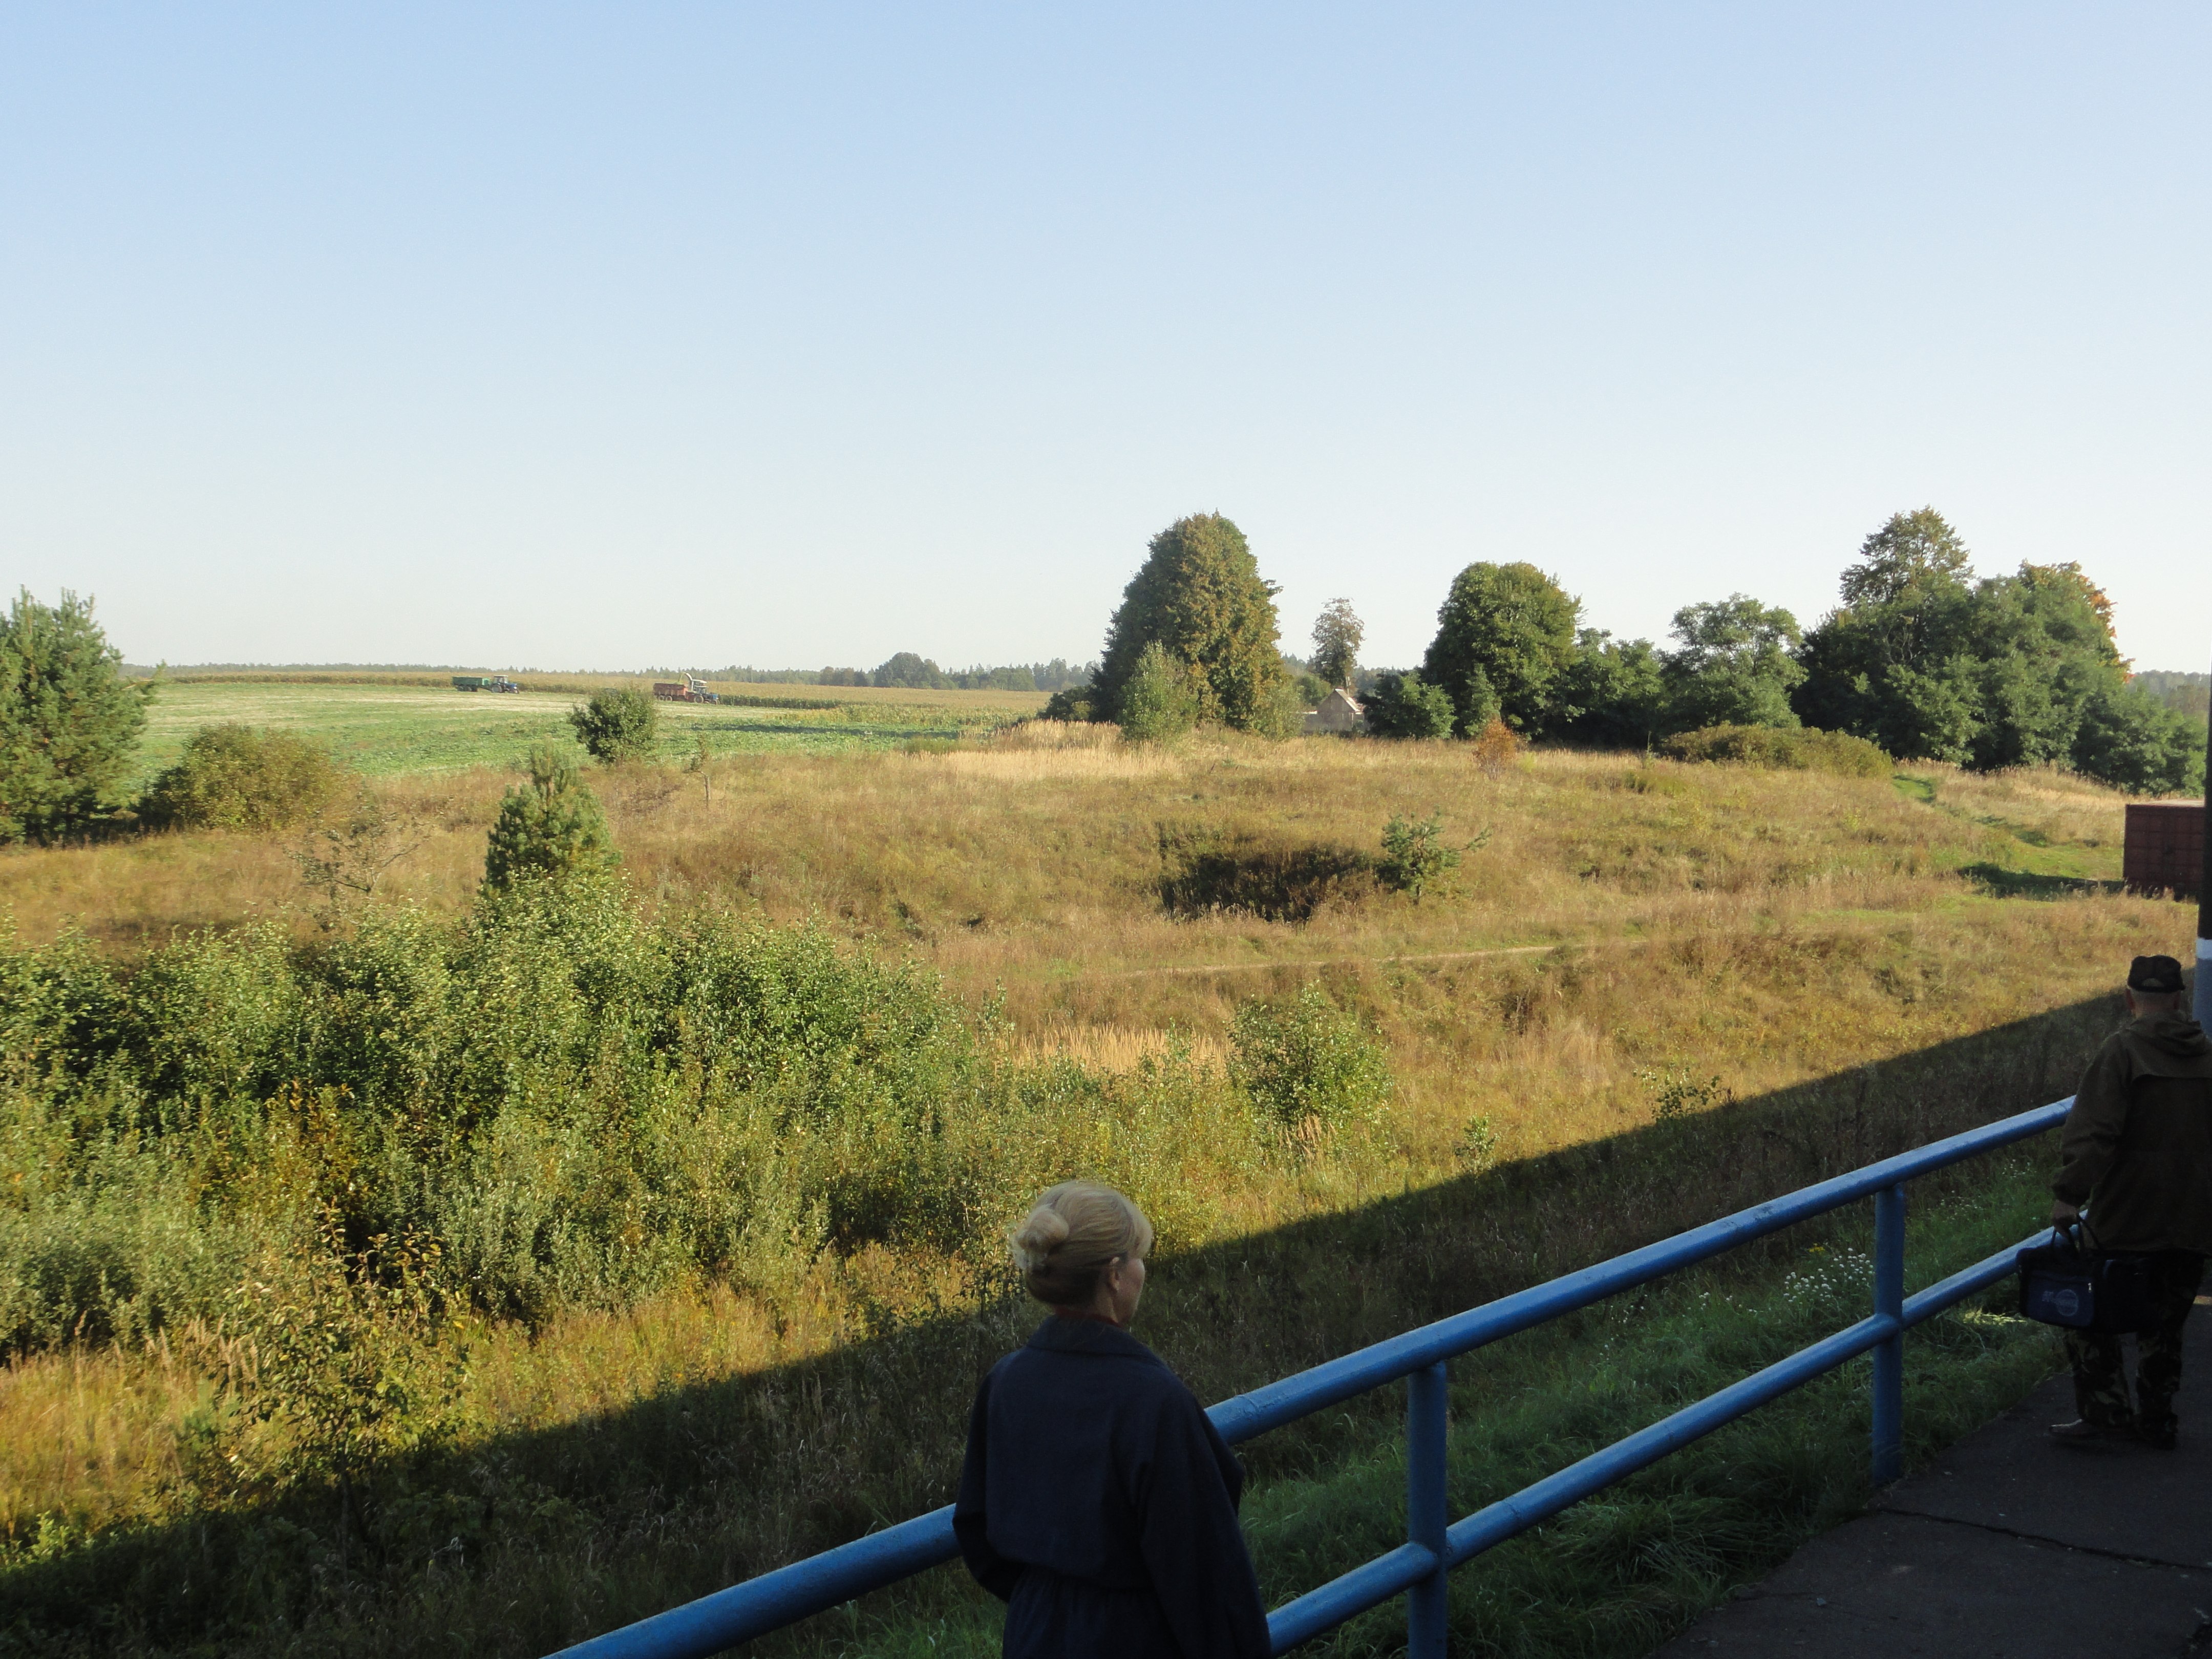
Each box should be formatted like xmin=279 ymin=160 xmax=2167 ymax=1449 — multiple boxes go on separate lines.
xmin=481 ymin=746 xmax=619 ymax=893
xmin=139 ymin=725 xmax=348 ymax=832
xmin=1040 ymin=687 xmax=1097 ymax=722
xmin=2071 ymin=686 xmax=2205 ymax=795
xmin=568 ymin=688 xmax=658 ymax=763
xmin=1470 ymin=716 xmax=1521 ymax=774
xmin=0 ymin=589 xmax=153 ymax=842
xmin=1365 ymin=671 xmax=1457 ymax=740
xmin=1118 ymin=642 xmax=1200 ymax=743
xmin=1228 ymin=984 xmax=1393 ymax=1143
xmin=1661 ymin=724 xmax=1890 ymax=778
xmin=0 ymin=881 xmax=1280 ymax=1352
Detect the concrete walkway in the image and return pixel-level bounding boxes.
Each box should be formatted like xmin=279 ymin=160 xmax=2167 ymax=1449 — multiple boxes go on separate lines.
xmin=1650 ymin=1310 xmax=2212 ymax=1657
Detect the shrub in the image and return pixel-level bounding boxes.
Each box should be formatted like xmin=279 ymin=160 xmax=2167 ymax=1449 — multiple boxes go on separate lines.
xmin=481 ymin=746 xmax=618 ymax=893
xmin=568 ymin=688 xmax=658 ymax=763
xmin=1118 ymin=642 xmax=1200 ymax=743
xmin=234 ymin=1216 xmax=475 ymax=1493
xmin=1365 ymin=671 xmax=1457 ymax=740
xmin=1040 ymin=687 xmax=1097 ymax=722
xmin=0 ymin=589 xmax=153 ymax=842
xmin=0 ymin=878 xmax=1278 ymax=1352
xmin=1661 ymin=724 xmax=1890 ymax=778
xmin=1228 ymin=983 xmax=1393 ymax=1143
xmin=2071 ymin=685 xmax=2205 ymax=795
xmin=291 ymin=786 xmax=424 ymax=909
xmin=1250 ymin=675 xmax=1309 ymax=741
xmin=1470 ymin=716 xmax=1521 ymax=775
xmin=139 ymin=724 xmax=348 ymax=832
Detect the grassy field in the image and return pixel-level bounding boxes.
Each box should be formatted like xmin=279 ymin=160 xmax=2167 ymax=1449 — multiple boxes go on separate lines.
xmin=124 ymin=677 xmax=1046 ymax=788
xmin=0 ymin=705 xmax=2197 ymax=1655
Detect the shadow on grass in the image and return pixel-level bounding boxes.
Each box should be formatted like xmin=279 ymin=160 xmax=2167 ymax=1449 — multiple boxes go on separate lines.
xmin=1958 ymin=862 xmax=2128 ymax=900
xmin=1156 ymin=823 xmax=1376 ymax=922
xmin=1 ymin=986 xmax=2131 ymax=1658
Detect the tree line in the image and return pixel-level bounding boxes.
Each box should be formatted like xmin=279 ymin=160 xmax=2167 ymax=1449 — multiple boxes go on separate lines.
xmin=1044 ymin=508 xmax=2203 ymax=795
xmin=724 ymin=656 xmax=1094 ymax=692
xmin=2 ymin=505 xmax=2202 ymax=845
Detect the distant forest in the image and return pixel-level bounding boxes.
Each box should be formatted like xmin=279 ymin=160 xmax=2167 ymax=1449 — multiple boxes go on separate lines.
xmin=123 ymin=657 xmax=1098 ymax=692
xmin=719 ymin=655 xmax=1094 ymax=692
xmin=2133 ymin=670 xmax=2209 ymax=721
xmin=112 ymin=660 xmax=2212 ymax=714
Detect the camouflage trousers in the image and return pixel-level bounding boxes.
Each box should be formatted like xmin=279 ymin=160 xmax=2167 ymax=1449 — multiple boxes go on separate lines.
xmin=2066 ymin=1251 xmax=2206 ymax=1435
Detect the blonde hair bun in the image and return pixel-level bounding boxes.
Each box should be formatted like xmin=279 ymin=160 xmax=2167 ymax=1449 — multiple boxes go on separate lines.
xmin=1010 ymin=1180 xmax=1155 ymax=1307
xmin=1012 ymin=1205 xmax=1071 ymax=1269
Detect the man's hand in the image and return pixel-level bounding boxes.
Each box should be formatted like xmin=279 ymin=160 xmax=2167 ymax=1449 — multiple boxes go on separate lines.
xmin=2050 ymin=1199 xmax=2081 ymax=1228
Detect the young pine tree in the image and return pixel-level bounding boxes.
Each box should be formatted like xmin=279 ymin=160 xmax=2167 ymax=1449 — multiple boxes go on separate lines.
xmin=0 ymin=589 xmax=154 ymax=842
xmin=481 ymin=746 xmax=618 ymax=894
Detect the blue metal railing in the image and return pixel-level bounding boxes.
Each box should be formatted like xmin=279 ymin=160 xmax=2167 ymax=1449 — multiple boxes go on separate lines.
xmin=556 ymin=1096 xmax=2070 ymax=1659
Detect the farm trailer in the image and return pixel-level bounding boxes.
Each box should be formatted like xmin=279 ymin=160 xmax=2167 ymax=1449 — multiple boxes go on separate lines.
xmin=653 ymin=676 xmax=720 ymax=704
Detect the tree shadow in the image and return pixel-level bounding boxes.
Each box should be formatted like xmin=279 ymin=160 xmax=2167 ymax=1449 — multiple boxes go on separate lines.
xmin=1 ymin=985 xmax=2132 ymax=1657
xmin=1956 ymin=862 xmax=2128 ymax=900
xmin=1156 ymin=824 xmax=1376 ymax=922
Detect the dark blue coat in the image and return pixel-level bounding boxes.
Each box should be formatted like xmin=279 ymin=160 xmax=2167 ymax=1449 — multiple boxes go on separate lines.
xmin=954 ymin=1317 xmax=1271 ymax=1659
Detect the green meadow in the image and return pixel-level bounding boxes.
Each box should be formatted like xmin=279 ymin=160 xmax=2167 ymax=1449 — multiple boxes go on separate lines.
xmin=129 ymin=678 xmax=1040 ymax=788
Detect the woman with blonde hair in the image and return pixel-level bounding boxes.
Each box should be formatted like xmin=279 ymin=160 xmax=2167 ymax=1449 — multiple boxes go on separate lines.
xmin=953 ymin=1181 xmax=1269 ymax=1658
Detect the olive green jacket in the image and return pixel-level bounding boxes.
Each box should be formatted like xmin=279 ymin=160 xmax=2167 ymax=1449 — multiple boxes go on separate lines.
xmin=2055 ymin=1011 xmax=2212 ymax=1255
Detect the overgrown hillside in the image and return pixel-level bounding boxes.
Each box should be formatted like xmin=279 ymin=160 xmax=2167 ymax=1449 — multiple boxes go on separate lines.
xmin=0 ymin=730 xmax=2193 ymax=1654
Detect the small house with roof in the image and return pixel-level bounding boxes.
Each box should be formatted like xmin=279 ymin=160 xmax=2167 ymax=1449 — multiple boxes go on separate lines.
xmin=1302 ymin=688 xmax=1366 ymax=735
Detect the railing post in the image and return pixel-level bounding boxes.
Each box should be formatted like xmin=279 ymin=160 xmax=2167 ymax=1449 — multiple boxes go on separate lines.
xmin=1871 ymin=1181 xmax=1906 ymax=1485
xmin=1407 ymin=1360 xmax=1449 ymax=1658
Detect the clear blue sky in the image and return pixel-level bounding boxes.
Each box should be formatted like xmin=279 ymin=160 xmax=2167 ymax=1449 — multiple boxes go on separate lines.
xmin=4 ymin=5 xmax=2206 ymax=673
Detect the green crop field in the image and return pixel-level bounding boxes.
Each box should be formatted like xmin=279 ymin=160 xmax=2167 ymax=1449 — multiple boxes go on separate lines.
xmin=129 ymin=678 xmax=1046 ymax=787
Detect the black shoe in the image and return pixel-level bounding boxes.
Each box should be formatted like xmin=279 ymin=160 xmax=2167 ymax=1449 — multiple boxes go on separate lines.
xmin=2137 ymin=1422 xmax=2178 ymax=1451
xmin=2049 ymin=1417 xmax=2135 ymax=1446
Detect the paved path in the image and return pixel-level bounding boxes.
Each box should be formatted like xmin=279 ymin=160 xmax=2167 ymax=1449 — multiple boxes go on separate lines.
xmin=1651 ymin=1310 xmax=2212 ymax=1657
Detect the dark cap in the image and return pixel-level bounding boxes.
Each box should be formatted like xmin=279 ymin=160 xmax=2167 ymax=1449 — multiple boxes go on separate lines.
xmin=2129 ymin=954 xmax=2185 ymax=994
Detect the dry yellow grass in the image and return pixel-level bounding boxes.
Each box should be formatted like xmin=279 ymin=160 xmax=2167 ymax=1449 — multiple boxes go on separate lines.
xmin=1 ymin=734 xmax=2183 ymax=1171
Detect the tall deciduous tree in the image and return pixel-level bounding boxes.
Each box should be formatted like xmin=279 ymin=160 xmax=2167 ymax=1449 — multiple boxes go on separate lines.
xmin=1550 ymin=630 xmax=1669 ymax=749
xmin=1661 ymin=595 xmax=1805 ymax=731
xmin=1309 ymin=599 xmax=1364 ymax=690
xmin=1420 ymin=562 xmax=1580 ymax=734
xmin=0 ymin=589 xmax=153 ymax=843
xmin=1094 ymin=514 xmax=1287 ymax=731
xmin=1796 ymin=508 xmax=2179 ymax=790
xmin=1838 ymin=507 xmax=1973 ymax=607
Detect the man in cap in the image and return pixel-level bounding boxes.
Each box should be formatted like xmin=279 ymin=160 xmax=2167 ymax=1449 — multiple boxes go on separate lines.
xmin=2048 ymin=953 xmax=2212 ymax=1449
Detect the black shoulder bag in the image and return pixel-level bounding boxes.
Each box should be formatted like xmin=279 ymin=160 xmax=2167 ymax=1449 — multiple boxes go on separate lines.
xmin=2016 ymin=1221 xmax=2161 ymax=1334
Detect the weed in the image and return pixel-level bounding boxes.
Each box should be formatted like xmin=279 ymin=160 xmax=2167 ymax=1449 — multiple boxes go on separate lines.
xmin=1637 ymin=1066 xmax=1734 ymax=1124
